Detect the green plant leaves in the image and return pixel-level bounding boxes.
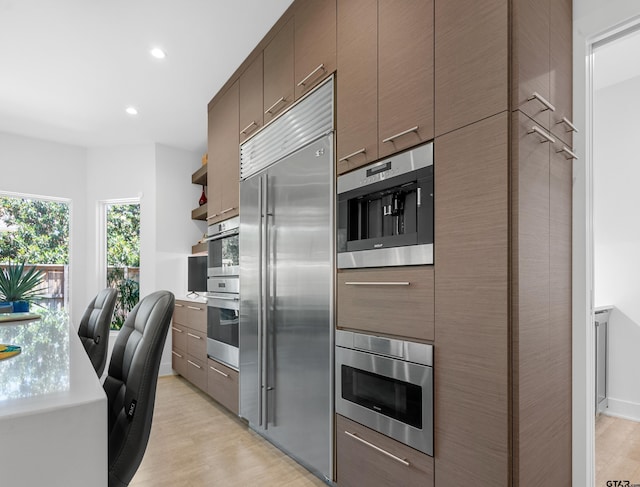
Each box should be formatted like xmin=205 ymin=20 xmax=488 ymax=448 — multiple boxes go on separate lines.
xmin=0 ymin=261 xmax=45 ymax=303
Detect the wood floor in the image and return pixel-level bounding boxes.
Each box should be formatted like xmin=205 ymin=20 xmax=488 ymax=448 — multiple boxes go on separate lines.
xmin=596 ymin=414 xmax=640 ymax=486
xmin=130 ymin=375 xmax=328 ymax=487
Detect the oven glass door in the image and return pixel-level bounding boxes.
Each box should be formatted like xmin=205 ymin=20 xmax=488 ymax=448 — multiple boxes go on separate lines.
xmin=341 ymin=365 xmax=422 ymax=428
xmin=207 ymin=294 xmax=239 ymax=348
xmin=208 ymin=233 xmax=239 ymax=277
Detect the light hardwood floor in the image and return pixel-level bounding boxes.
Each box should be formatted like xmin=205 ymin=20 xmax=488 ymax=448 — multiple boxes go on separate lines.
xmin=130 ymin=375 xmax=328 ymax=487
xmin=596 ymin=414 xmax=640 ymax=486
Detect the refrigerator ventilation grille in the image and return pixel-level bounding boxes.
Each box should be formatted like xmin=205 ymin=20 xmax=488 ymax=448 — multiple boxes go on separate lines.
xmin=240 ymin=77 xmax=334 ymax=180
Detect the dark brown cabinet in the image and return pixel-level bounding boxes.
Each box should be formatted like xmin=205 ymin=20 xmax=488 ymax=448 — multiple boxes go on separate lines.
xmin=207 ymin=358 xmax=239 ymax=415
xmin=336 ymin=0 xmax=434 ymax=173
xmin=434 ymin=0 xmax=508 ymax=137
xmin=337 ymin=266 xmax=434 ymax=341
xmin=378 ymin=0 xmax=433 ymax=159
xmin=264 ymin=18 xmax=294 ymax=124
xmin=294 ymin=0 xmax=336 ymax=99
xmin=172 ymin=300 xmax=208 ymax=392
xmin=239 ymin=53 xmax=263 ymax=143
xmin=336 ymin=414 xmax=434 ymax=487
xmin=207 ymin=80 xmax=239 ymax=224
xmin=336 ymin=0 xmax=378 ymax=173
xmin=513 ymin=0 xmax=575 ymax=145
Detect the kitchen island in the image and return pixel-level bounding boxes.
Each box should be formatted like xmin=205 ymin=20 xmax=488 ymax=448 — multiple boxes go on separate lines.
xmin=0 ymin=312 xmax=107 ymax=486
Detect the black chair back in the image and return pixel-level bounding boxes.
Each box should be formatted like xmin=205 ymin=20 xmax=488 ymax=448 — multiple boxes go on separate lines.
xmin=78 ymin=288 xmax=117 ymax=377
xmin=104 ymin=290 xmax=175 ymax=487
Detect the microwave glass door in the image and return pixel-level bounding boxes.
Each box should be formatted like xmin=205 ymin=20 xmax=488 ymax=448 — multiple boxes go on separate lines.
xmin=208 ymin=234 xmax=239 ymax=276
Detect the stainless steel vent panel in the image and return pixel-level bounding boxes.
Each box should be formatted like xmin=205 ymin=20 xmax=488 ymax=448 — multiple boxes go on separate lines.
xmin=240 ymin=77 xmax=334 ymax=180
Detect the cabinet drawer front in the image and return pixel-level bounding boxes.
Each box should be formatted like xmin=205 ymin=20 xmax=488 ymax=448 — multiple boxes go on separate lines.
xmin=185 ymin=303 xmax=207 ymax=334
xmin=336 ymin=414 xmax=433 ymax=487
xmin=337 ymin=266 xmax=434 ymax=341
xmin=173 ymin=300 xmax=189 ymax=325
xmin=207 ymin=358 xmax=239 ymax=415
xmin=172 ymin=322 xmax=187 ymax=352
xmin=186 ymin=327 xmax=207 ymax=360
xmin=186 ymin=356 xmax=207 ymax=391
xmin=171 ymin=349 xmax=187 ymax=378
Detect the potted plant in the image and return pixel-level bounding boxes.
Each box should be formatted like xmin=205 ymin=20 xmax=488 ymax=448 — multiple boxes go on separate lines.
xmin=0 ymin=261 xmax=44 ymax=312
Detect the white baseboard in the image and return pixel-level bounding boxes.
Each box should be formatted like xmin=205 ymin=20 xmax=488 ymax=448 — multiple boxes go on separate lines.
xmin=602 ymin=397 xmax=640 ymax=423
xmin=159 ymin=361 xmax=175 ymax=377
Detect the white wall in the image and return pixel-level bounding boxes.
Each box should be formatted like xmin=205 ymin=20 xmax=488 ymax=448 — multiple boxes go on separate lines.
xmin=0 ymin=132 xmax=88 ymax=321
xmin=593 ymin=76 xmax=640 ymax=419
xmin=574 ymin=1 xmax=640 ymax=486
xmin=87 ymin=143 xmax=200 ymax=376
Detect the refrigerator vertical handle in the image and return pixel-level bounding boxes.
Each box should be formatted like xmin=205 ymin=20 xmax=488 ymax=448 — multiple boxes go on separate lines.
xmin=261 ymin=173 xmax=270 ymax=429
xmin=257 ymin=175 xmax=264 ymax=427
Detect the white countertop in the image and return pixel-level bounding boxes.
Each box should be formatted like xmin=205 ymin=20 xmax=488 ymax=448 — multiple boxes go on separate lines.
xmin=0 ymin=312 xmax=107 ymax=486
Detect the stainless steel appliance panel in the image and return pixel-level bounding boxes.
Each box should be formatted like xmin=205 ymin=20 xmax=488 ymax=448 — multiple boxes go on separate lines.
xmin=207 ymin=292 xmax=239 ymax=369
xmin=240 ymin=134 xmax=333 ymax=480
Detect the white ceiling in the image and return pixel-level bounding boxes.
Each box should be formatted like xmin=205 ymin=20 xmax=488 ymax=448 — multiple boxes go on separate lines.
xmin=0 ymin=0 xmax=294 ymax=154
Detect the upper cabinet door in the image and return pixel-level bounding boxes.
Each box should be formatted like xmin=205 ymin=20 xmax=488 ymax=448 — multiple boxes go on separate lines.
xmin=208 ymin=81 xmax=240 ymax=224
xmin=435 ymin=0 xmax=508 ymax=137
xmin=294 ymin=0 xmax=336 ymax=100
xmin=549 ymin=0 xmax=574 ymax=147
xmin=336 ymin=0 xmax=377 ymax=174
xmin=513 ymin=0 xmax=551 ymax=129
xmin=239 ymin=53 xmax=263 ymax=143
xmin=378 ymin=0 xmax=434 ymax=159
xmin=264 ymin=18 xmax=294 ymax=124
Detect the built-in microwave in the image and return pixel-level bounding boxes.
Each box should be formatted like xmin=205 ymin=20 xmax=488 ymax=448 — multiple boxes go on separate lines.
xmin=335 ymin=330 xmax=434 ymax=456
xmin=337 ymin=143 xmax=434 ymax=269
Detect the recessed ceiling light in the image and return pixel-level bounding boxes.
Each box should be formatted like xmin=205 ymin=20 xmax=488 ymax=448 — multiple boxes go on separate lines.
xmin=150 ymin=47 xmax=166 ymax=59
xmin=125 ymin=106 xmax=138 ymax=116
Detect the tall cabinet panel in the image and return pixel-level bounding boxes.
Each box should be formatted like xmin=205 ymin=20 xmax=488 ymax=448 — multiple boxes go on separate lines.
xmin=512 ymin=0 xmax=551 ymax=129
xmin=550 ymin=0 xmax=574 ymax=147
xmin=208 ymin=81 xmax=239 ymax=224
xmin=239 ymin=53 xmax=263 ymax=143
xmin=336 ymin=0 xmax=377 ymax=173
xmin=512 ymin=111 xmax=551 ymax=486
xmin=378 ymin=0 xmax=434 ymax=158
xmin=294 ymin=0 xmax=336 ymax=99
xmin=434 ymin=112 xmax=509 ymax=486
xmin=264 ymin=18 xmax=294 ymax=123
xmin=434 ymin=0 xmax=508 ymax=137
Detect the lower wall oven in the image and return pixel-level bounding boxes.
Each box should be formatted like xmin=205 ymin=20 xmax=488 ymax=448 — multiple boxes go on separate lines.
xmin=335 ymin=330 xmax=433 ymax=456
xmin=207 ymin=284 xmax=239 ymax=370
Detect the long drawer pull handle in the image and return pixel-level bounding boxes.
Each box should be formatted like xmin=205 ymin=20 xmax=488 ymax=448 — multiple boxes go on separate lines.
xmin=527 ymin=126 xmax=555 ymax=144
xmin=171 ymin=351 xmax=183 ymax=358
xmin=207 ymin=214 xmax=219 ymax=220
xmin=265 ymin=96 xmax=286 ymax=115
xmin=382 ymin=126 xmax=419 ymax=144
xmin=175 ymin=303 xmax=184 ymax=307
xmin=210 ymin=366 xmax=229 ymax=378
xmin=220 ymin=207 xmax=235 ymax=214
xmin=338 ymin=148 xmax=366 ymax=163
xmin=527 ymin=92 xmax=556 ymax=112
xmin=556 ymin=146 xmax=578 ymax=160
xmin=344 ymin=431 xmax=410 ymax=467
xmin=187 ymin=332 xmax=202 ymax=340
xmin=187 ymin=306 xmax=202 ymax=311
xmin=172 ymin=327 xmax=183 ymax=333
xmin=297 ymin=63 xmax=325 ymax=87
xmin=345 ymin=281 xmax=410 ymax=286
xmin=187 ymin=360 xmax=202 ymax=369
xmin=241 ymin=121 xmax=258 ymax=135
xmin=555 ymin=116 xmax=578 ymax=133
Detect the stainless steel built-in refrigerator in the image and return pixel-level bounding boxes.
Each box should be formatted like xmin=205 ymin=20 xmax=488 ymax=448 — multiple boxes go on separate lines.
xmin=239 ymin=78 xmax=334 ymax=482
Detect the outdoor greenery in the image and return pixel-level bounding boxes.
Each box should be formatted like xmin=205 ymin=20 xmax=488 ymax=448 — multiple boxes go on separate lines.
xmin=0 ymin=261 xmax=45 ymax=303
xmin=107 ymin=204 xmax=140 ymax=330
xmin=0 ymin=197 xmax=69 ymax=264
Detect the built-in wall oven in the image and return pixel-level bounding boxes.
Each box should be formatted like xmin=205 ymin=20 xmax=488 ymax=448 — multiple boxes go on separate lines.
xmin=205 ymin=216 xmax=239 ymax=370
xmin=335 ymin=330 xmax=433 ymax=456
xmin=337 ymin=142 xmax=434 ymax=269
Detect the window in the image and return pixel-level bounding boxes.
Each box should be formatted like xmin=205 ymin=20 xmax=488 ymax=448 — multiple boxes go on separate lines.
xmin=104 ymin=201 xmax=140 ymax=330
xmin=0 ymin=194 xmax=70 ymax=310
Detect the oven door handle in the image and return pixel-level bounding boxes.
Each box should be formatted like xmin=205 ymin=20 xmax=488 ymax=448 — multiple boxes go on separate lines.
xmin=207 ymin=295 xmax=239 ymax=301
xmin=203 ymin=228 xmax=239 ymax=242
